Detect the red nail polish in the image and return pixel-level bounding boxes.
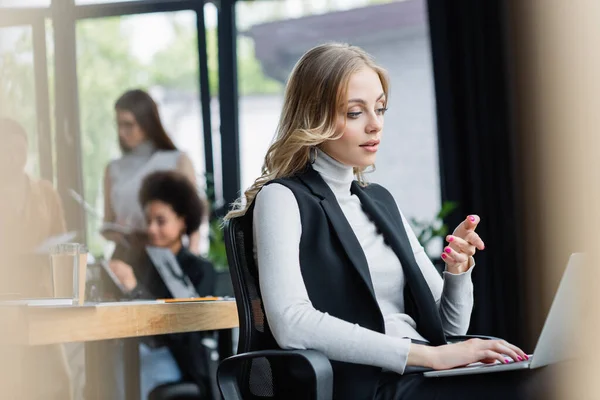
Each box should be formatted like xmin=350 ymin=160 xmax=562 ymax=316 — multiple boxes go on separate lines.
xmin=504 ymin=359 xmax=510 ymax=364
xmin=524 ymin=355 xmax=529 ymax=360
xmin=469 ymin=216 xmax=476 ymax=222
xmin=444 ymin=247 xmax=452 ymax=254
xmin=441 ymin=253 xmax=447 ymax=259
xmin=517 ymin=356 xmax=523 ymax=361
xmin=448 ymin=237 xmax=454 ymax=242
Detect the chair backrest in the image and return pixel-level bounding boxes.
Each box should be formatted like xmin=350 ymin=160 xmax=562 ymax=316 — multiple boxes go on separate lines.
xmin=224 ymin=217 xmax=273 ymax=352
xmin=224 ymin=217 xmax=280 ymax=398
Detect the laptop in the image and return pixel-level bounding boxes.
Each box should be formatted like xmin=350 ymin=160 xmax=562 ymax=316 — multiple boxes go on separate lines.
xmin=424 ymin=253 xmax=585 ymax=377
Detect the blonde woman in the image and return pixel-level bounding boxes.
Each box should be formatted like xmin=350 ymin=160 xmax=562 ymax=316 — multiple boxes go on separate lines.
xmin=226 ymin=44 xmax=547 ymax=399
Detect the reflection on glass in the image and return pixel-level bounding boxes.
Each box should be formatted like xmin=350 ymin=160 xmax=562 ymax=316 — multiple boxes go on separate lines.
xmin=76 ymin=11 xmax=208 ymax=256
xmin=0 ymin=25 xmax=40 ymax=177
xmin=235 ymin=0 xmax=442 ymax=253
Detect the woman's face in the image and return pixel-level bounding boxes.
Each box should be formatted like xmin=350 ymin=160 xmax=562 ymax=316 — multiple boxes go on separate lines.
xmin=116 ymin=110 xmax=146 ymax=151
xmin=145 ymin=200 xmax=186 ymax=248
xmin=320 ymin=67 xmax=386 ymax=168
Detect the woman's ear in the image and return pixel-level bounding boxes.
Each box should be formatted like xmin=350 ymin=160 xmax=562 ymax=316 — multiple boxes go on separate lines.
xmin=179 ymin=216 xmax=187 ymax=236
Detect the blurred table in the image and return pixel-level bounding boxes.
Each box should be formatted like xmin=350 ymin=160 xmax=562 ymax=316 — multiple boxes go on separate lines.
xmin=6 ymin=300 xmax=238 ymax=399
xmin=14 ymin=299 xmax=238 ymax=345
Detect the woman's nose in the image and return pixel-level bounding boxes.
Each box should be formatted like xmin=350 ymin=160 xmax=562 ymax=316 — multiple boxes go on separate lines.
xmin=147 ymin=222 xmax=157 ymax=234
xmin=367 ymin=116 xmax=383 ymax=133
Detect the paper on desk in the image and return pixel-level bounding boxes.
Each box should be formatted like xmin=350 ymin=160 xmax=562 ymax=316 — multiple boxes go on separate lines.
xmin=0 ymin=298 xmax=74 ymax=306
xmin=33 ymin=231 xmax=78 ymax=254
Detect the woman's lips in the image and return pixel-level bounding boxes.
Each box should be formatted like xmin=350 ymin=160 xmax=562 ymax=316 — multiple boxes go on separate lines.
xmin=360 ymin=140 xmax=380 ymax=152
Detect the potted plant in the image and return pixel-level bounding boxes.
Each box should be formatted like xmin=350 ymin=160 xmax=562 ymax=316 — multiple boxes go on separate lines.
xmin=202 ymin=173 xmax=233 ymax=295
xmin=207 ymin=218 xmax=228 ymax=271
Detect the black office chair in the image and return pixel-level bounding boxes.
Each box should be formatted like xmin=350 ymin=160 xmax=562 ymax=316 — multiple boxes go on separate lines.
xmin=217 ymin=217 xmax=333 ymax=400
xmin=148 ymin=382 xmax=204 ymax=400
xmin=217 ymin=217 xmax=500 ymax=399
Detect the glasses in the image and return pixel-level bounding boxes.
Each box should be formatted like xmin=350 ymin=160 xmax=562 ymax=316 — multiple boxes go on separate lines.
xmin=117 ymin=120 xmax=137 ymax=131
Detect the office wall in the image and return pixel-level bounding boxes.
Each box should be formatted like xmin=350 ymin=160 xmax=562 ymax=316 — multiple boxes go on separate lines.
xmin=507 ymin=0 xmax=600 ymax=398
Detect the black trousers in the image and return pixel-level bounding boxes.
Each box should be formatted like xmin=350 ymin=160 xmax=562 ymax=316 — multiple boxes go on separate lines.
xmin=374 ymin=367 xmax=556 ymax=400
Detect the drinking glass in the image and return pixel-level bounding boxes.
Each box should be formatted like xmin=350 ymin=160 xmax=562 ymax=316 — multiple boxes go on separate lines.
xmin=50 ymin=243 xmax=88 ymax=305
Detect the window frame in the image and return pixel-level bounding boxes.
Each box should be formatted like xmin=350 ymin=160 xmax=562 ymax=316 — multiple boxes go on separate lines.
xmin=0 ymin=0 xmax=242 ymax=237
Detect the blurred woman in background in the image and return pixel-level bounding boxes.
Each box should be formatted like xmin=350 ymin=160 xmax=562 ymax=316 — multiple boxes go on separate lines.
xmin=0 ymin=117 xmax=68 ymax=297
xmin=0 ymin=117 xmax=72 ymax=400
xmin=103 ymin=89 xmax=205 ymax=264
xmin=109 ymin=170 xmax=215 ymax=399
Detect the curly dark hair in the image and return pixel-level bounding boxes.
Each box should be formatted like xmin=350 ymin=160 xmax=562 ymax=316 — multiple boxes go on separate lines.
xmin=139 ymin=171 xmax=205 ymax=235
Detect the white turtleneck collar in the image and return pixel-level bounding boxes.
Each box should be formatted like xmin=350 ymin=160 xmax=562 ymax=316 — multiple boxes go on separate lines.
xmin=126 ymin=140 xmax=156 ymax=158
xmin=311 ymin=148 xmax=355 ymax=197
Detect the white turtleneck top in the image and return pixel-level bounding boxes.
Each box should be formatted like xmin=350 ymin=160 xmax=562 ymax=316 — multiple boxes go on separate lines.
xmin=107 ymin=141 xmax=182 ymax=231
xmin=253 ymin=149 xmax=474 ymax=374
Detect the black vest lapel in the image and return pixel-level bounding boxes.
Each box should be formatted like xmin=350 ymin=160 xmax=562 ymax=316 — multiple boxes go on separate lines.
xmin=297 ymin=168 xmax=378 ymax=302
xmin=351 ymin=182 xmax=447 ymax=346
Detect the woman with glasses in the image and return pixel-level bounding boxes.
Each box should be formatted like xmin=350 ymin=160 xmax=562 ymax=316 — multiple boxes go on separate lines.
xmin=103 ymin=89 xmax=204 ymax=263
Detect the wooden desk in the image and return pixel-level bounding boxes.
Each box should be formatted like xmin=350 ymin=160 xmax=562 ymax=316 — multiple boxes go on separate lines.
xmin=3 ymin=300 xmax=238 ymax=400
xmin=13 ymin=300 xmax=238 ymax=345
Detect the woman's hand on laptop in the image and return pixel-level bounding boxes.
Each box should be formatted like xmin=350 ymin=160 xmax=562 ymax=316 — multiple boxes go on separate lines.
xmin=408 ymin=338 xmax=528 ymax=370
xmin=442 ymin=214 xmax=486 ymax=274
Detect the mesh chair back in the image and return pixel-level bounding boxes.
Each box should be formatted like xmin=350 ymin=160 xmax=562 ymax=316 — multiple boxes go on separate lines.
xmin=224 ymin=217 xmax=281 ymax=398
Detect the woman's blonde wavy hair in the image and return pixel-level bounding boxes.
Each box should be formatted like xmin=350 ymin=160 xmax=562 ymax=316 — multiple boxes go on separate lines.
xmin=225 ymin=43 xmax=389 ymax=220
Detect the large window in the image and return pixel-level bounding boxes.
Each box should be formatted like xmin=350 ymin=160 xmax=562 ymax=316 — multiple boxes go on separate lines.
xmin=1 ymin=1 xmax=222 ymax=259
xmin=236 ymin=0 xmax=443 ymax=253
xmin=76 ymin=9 xmax=212 ymax=254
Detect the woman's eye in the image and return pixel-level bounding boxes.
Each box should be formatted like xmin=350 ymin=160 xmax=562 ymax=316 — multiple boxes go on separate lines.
xmin=376 ymin=107 xmax=388 ymax=116
xmin=347 ymin=111 xmax=362 ymax=119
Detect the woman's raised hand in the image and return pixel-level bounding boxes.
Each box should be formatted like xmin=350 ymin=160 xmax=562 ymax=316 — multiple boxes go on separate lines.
xmin=442 ymin=214 xmax=485 ymax=274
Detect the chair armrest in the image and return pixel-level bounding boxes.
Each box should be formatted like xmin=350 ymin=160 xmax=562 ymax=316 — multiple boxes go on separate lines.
xmin=217 ymin=349 xmax=333 ymax=400
xmin=148 ymin=382 xmax=202 ymax=400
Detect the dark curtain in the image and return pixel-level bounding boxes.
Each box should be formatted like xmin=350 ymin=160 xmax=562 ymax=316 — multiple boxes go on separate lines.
xmin=426 ymin=0 xmax=526 ymax=347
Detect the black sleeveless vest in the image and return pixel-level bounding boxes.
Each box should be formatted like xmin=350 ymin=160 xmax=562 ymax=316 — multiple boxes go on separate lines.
xmin=248 ymin=166 xmax=446 ymax=400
